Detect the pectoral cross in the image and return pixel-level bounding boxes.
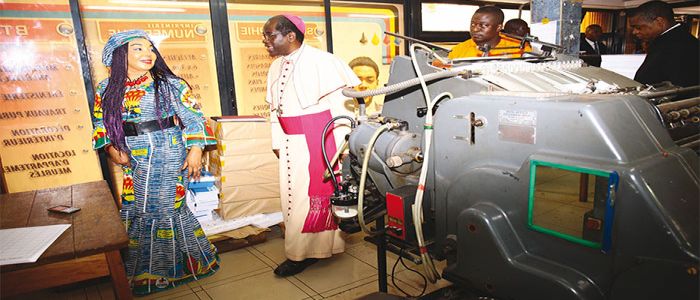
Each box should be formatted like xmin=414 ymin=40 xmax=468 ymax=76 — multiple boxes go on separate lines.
xmin=272 ymin=107 xmax=283 ymax=117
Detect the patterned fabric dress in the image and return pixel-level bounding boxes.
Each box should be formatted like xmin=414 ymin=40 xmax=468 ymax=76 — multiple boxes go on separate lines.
xmin=92 ymin=76 xmax=218 ymax=295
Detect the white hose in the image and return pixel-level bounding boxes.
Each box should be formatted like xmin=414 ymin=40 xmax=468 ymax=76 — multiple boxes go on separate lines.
xmin=348 ymin=44 xmax=449 ymax=281
xmin=342 ymin=69 xmax=463 ymax=99
xmin=409 ymin=43 xmax=443 ymax=283
xmin=357 ymin=123 xmax=394 ymax=235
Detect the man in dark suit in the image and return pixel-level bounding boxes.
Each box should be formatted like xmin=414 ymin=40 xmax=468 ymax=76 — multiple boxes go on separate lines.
xmin=579 ymin=24 xmax=607 ymax=67
xmin=630 ymin=0 xmax=699 ymax=87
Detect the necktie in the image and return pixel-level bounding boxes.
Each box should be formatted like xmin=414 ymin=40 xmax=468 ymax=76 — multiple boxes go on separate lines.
xmin=594 ymin=42 xmax=599 ymax=54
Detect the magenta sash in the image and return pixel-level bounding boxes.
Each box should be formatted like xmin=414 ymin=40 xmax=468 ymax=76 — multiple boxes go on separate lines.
xmin=278 ymin=110 xmax=339 ymax=233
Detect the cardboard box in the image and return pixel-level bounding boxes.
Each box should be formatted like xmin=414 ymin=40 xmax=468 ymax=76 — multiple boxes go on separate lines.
xmin=217 ymin=198 xmax=281 ymax=220
xmin=209 ymin=152 xmax=278 ymax=174
xmin=210 ymin=118 xmax=270 ymax=141
xmin=215 ymin=167 xmax=279 ymax=188
xmin=216 ymin=138 xmax=273 ymax=156
xmin=219 ymin=183 xmax=280 ymax=203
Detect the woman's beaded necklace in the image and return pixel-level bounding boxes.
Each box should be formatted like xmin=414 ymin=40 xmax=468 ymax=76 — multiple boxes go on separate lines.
xmin=125 ymin=72 xmax=149 ymax=87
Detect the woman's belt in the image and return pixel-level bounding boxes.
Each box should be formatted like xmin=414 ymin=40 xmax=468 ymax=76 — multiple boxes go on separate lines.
xmin=123 ymin=116 xmax=176 ymax=136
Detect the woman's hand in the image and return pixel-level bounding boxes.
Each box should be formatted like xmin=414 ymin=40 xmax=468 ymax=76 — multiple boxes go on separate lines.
xmin=182 ymin=146 xmax=203 ymax=181
xmin=106 ymin=145 xmax=131 ymax=167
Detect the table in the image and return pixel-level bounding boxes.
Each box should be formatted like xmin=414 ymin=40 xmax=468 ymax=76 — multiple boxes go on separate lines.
xmin=0 ymin=180 xmax=131 ymax=299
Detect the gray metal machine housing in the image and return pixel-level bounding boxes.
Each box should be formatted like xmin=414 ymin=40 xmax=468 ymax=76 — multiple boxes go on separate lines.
xmin=342 ymin=51 xmax=699 ymax=299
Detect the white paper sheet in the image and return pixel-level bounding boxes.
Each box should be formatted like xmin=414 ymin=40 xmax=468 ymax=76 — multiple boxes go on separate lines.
xmin=600 ymin=54 xmax=647 ymax=80
xmin=200 ymin=212 xmax=284 ymax=236
xmin=530 ymin=21 xmax=559 ymax=45
xmin=0 ymin=224 xmax=71 ymax=266
xmin=530 ymin=21 xmax=559 ymax=53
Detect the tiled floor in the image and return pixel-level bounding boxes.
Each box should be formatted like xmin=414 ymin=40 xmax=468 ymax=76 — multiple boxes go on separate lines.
xmin=7 ymin=228 xmax=452 ymax=300
xmin=7 ymin=167 xmax=611 ymax=300
xmin=532 ymin=166 xmax=600 ymax=239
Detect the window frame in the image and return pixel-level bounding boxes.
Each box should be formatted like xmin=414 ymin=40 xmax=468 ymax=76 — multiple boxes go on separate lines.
xmin=527 ymin=160 xmax=619 ymax=252
xmin=414 ymin=0 xmax=531 ymax=43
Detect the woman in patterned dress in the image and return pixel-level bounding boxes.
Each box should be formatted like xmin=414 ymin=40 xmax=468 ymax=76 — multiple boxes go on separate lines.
xmin=91 ymin=30 xmax=218 ymax=295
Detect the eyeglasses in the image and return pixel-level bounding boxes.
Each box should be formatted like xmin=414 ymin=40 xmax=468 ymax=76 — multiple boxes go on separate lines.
xmin=262 ymin=31 xmax=288 ymax=41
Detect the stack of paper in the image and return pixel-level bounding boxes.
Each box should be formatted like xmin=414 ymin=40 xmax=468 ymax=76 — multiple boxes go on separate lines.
xmin=189 ymin=170 xmax=216 ymax=189
xmin=187 ymin=171 xmax=220 ymax=223
xmin=201 ymin=212 xmax=284 ymax=236
xmin=0 ymin=224 xmax=71 ymax=266
xmin=208 ymin=117 xmax=281 ymax=220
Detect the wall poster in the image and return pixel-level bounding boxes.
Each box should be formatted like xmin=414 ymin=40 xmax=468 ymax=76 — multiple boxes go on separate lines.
xmin=227 ymin=1 xmax=404 ymax=118
xmin=80 ymin=0 xmax=222 ymax=118
xmin=0 ymin=0 xmax=102 ymax=192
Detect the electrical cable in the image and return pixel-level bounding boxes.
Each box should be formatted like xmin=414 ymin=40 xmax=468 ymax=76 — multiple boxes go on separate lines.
xmin=321 ymin=115 xmax=356 ymax=194
xmin=357 ymin=123 xmax=395 ymax=235
xmin=409 ymin=42 xmax=445 ymax=283
xmin=391 ymin=248 xmax=428 ymax=298
xmin=323 ymin=139 xmax=348 ymax=181
xmin=342 ymin=42 xmax=449 ymax=280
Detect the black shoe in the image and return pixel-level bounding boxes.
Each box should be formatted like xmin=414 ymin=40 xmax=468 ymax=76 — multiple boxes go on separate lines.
xmin=273 ymin=258 xmax=319 ymax=277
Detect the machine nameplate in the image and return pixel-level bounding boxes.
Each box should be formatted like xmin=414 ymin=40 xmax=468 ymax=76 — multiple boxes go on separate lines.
xmin=498 ymin=110 xmax=537 ymax=144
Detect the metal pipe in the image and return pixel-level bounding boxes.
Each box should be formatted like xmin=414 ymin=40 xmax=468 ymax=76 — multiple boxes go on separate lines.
xmin=676 ymin=134 xmax=700 ymax=147
xmin=323 ymin=0 xmax=333 ymax=53
xmin=656 ymin=97 xmax=700 ymax=113
xmin=666 ymin=107 xmax=700 ymax=122
xmin=640 ymin=85 xmax=700 ymax=98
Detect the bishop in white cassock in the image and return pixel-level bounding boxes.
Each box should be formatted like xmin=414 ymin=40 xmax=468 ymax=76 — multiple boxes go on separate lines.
xmin=263 ymin=14 xmax=360 ymax=277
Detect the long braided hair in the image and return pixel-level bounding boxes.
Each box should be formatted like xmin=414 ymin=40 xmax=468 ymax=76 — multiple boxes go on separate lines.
xmin=102 ymin=41 xmax=178 ymax=152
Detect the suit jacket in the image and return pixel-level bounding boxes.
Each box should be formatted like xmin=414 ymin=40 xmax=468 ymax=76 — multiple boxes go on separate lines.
xmin=579 ymin=38 xmax=607 ymax=55
xmin=634 ymin=25 xmax=700 ymax=87
xmin=579 ymin=37 xmax=608 ymax=67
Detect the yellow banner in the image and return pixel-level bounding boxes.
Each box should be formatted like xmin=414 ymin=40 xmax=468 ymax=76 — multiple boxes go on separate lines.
xmin=0 ymin=17 xmax=102 ymax=192
xmin=228 ymin=3 xmax=402 ymax=118
xmin=84 ymin=18 xmax=222 ymax=117
xmin=97 ymin=21 xmax=207 ymax=43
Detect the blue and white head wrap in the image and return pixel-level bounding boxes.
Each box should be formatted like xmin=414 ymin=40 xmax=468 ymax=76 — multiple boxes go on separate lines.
xmin=102 ymin=30 xmax=152 ymax=67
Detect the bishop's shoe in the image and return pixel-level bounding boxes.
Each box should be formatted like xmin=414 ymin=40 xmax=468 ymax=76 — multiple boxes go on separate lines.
xmin=273 ymin=258 xmax=319 ymax=277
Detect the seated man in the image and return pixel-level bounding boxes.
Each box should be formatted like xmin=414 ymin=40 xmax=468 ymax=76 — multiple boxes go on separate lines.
xmin=448 ymin=6 xmax=532 ymax=59
xmin=503 ymin=18 xmax=530 ymax=37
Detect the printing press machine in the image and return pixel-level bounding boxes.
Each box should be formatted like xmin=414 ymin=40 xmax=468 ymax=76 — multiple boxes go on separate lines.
xmin=327 ymin=37 xmax=699 ymax=300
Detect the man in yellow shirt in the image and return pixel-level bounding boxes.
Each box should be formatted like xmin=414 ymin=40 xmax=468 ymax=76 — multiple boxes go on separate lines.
xmin=448 ymin=6 xmax=531 ymax=59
